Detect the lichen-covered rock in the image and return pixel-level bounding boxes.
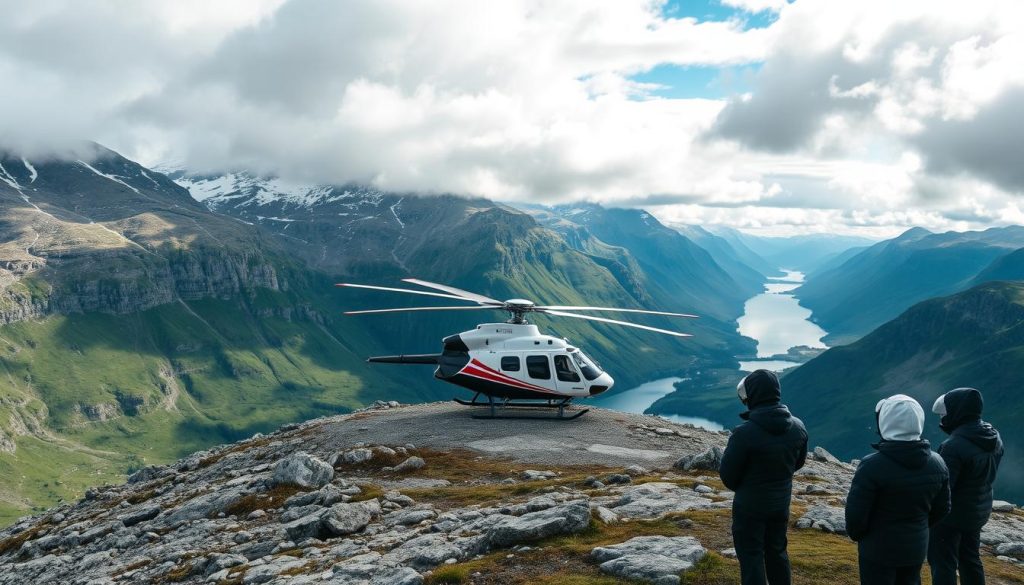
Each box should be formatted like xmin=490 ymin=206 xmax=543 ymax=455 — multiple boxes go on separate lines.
xmin=592 ymin=535 xmax=706 ymax=584
xmin=796 ymin=504 xmax=847 ymax=534
xmin=393 ymin=456 xmax=426 ymax=473
xmin=610 ymin=482 xmax=713 ymax=518
xmin=322 ymin=499 xmax=381 ymax=536
xmin=486 ymin=501 xmax=591 ymax=548
xmin=272 ymin=451 xmax=334 ymax=488
xmin=674 ymin=446 xmax=723 ymax=471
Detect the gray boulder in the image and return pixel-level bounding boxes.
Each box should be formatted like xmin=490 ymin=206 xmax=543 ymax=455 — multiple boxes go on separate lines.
xmin=611 ymin=482 xmax=713 ymax=519
xmin=993 ymin=501 xmax=1017 ymax=513
xmin=322 ymin=499 xmax=381 ymax=536
xmin=995 ymin=542 xmax=1024 ymax=556
xmin=117 ymin=506 xmax=161 ymax=527
xmin=371 ymin=567 xmax=423 ymax=585
xmin=284 ymin=512 xmax=326 ymax=541
xmin=393 ymin=456 xmax=426 ymax=473
xmin=486 ymin=500 xmax=591 ymax=548
xmin=272 ymin=452 xmax=334 ymax=489
xmin=674 ymin=446 xmax=723 ymax=472
xmin=796 ymin=504 xmax=847 ymax=535
xmin=812 ymin=446 xmax=841 ymax=464
xmin=592 ymin=535 xmax=706 ymax=584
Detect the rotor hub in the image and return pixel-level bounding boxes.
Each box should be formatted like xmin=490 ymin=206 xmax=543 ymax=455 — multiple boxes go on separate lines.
xmin=503 ymin=299 xmax=536 ymax=324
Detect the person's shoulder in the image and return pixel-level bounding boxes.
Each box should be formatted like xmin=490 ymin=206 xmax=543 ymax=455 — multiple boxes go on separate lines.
xmin=940 ymin=434 xmax=971 ymax=456
xmin=853 ymin=451 xmax=882 ymax=473
xmin=728 ymin=420 xmax=755 ymax=438
xmin=927 ymin=450 xmax=949 ymax=473
xmin=789 ymin=415 xmax=809 ymax=437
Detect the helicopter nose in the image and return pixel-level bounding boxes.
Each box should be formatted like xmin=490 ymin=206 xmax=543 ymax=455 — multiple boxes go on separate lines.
xmin=589 ymin=373 xmax=614 ymax=395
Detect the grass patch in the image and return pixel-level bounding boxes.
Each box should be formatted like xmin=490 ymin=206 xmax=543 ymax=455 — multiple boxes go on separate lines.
xmin=0 ymin=522 xmax=46 ymax=556
xmin=223 ymin=484 xmax=302 ymax=517
xmin=681 ymin=553 xmax=734 ymax=584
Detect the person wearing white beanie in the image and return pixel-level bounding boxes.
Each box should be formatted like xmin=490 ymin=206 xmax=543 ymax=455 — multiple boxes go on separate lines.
xmin=845 ymin=394 xmax=951 ymax=585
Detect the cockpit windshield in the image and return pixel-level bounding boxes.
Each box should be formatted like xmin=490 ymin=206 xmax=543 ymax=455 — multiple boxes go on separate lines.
xmin=570 ymin=350 xmax=603 ymax=381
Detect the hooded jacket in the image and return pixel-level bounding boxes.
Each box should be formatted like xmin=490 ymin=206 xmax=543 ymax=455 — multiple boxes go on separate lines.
xmin=932 ymin=388 xmax=1004 ymax=529
xmin=719 ymin=370 xmax=809 ymax=517
xmin=846 ymin=395 xmax=950 ymax=566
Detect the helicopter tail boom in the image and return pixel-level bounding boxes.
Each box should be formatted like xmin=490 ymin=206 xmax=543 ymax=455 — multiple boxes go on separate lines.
xmin=367 ymin=354 xmax=441 ymax=365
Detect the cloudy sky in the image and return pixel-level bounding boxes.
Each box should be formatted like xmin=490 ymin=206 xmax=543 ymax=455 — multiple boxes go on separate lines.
xmin=1 ymin=0 xmax=1022 ymax=236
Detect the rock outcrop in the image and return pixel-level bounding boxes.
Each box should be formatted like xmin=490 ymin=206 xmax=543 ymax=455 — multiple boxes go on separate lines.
xmin=0 ymin=405 xmax=1021 ymax=583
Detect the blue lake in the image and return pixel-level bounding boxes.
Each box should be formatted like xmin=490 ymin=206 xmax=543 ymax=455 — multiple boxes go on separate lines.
xmin=596 ymin=269 xmax=827 ymax=430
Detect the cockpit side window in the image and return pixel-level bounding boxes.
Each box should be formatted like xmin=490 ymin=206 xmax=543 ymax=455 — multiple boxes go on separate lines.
xmin=571 ymin=351 xmax=603 ymax=381
xmin=554 ymin=354 xmax=581 ymax=382
xmin=526 ymin=355 xmax=551 ymax=380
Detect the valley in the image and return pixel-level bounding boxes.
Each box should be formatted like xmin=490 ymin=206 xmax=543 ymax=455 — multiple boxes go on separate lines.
xmin=3 ymin=143 xmax=1024 ymax=533
xmin=0 ymin=146 xmax=759 ymax=524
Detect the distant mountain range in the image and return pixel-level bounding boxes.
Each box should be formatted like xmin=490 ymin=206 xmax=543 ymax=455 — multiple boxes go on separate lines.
xmin=783 ymin=281 xmax=1024 ymax=501
xmin=0 ymin=144 xmax=760 ymax=522
xmin=709 ymin=227 xmax=876 ymax=274
xmin=796 ymin=226 xmax=1024 ymax=343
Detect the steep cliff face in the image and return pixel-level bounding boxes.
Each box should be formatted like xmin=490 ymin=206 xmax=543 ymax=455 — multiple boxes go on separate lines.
xmin=0 ymin=146 xmax=420 ymax=522
xmin=0 ymin=145 xmax=288 ymax=326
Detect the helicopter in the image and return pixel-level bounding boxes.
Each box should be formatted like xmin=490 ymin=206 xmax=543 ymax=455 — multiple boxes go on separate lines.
xmin=338 ymin=278 xmax=696 ymax=419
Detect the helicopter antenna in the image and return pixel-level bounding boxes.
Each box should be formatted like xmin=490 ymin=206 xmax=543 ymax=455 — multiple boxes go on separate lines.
xmin=337 ymin=279 xmax=697 ymax=337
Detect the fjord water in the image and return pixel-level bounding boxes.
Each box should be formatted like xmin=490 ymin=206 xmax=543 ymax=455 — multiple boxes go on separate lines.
xmin=596 ymin=270 xmax=827 ymax=428
xmin=738 ymin=270 xmax=827 ymax=361
xmin=593 ymin=377 xmax=725 ymax=431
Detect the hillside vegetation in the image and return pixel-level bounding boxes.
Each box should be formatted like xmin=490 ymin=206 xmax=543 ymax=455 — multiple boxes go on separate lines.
xmin=783 ymin=281 xmax=1024 ymax=501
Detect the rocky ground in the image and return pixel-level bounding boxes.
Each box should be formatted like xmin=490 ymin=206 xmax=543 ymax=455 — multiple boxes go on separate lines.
xmin=1 ymin=402 xmax=1023 ymax=584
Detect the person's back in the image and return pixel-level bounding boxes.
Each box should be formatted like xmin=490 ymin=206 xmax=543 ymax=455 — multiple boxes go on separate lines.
xmin=846 ymin=394 xmax=950 ymax=585
xmin=928 ymin=388 xmax=1004 ymax=585
xmin=719 ymin=369 xmax=808 ymax=585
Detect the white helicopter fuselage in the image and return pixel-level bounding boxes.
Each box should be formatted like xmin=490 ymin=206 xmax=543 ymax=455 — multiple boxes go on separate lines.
xmin=442 ymin=323 xmax=615 ymax=399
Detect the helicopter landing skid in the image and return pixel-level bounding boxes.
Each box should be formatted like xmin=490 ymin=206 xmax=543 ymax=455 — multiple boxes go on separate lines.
xmin=453 ymin=395 xmax=589 ymax=420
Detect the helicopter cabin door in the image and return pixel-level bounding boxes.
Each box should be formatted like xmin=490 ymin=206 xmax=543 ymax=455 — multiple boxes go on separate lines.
xmin=552 ymin=353 xmax=585 ymax=395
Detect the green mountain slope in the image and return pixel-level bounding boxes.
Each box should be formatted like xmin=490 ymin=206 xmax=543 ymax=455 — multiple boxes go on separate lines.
xmin=796 ymin=226 xmax=1024 ymax=343
xmin=0 ymin=146 xmax=758 ymax=523
xmin=0 ymin=146 xmax=434 ymax=522
xmin=782 ymin=281 xmax=1024 ymax=501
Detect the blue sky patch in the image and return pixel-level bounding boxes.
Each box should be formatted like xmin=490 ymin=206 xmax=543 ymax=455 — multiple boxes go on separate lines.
xmin=631 ymin=62 xmax=762 ymax=99
xmin=661 ymin=0 xmax=779 ymax=29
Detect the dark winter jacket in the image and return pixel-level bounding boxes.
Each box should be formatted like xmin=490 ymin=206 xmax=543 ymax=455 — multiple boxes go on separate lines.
xmin=719 ymin=370 xmax=808 ymax=517
xmin=934 ymin=388 xmax=1004 ymax=529
xmin=846 ymin=440 xmax=950 ymax=566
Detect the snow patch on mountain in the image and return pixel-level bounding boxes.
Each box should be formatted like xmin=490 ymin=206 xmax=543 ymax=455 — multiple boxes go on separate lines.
xmin=167 ymin=170 xmax=386 ymax=211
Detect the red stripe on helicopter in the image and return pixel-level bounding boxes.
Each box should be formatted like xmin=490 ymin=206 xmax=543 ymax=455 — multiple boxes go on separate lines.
xmin=467 ymin=359 xmax=553 ymax=391
xmin=460 ymin=365 xmax=556 ymax=393
xmin=461 ymin=359 xmax=560 ymax=394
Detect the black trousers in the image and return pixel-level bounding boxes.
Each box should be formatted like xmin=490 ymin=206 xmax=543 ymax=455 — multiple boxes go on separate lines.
xmin=857 ymin=557 xmax=922 ymax=585
xmin=928 ymin=524 xmax=985 ymax=585
xmin=732 ymin=511 xmax=792 ymax=585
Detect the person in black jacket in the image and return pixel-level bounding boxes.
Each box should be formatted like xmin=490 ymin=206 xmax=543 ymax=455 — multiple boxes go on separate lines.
xmin=846 ymin=394 xmax=950 ymax=585
xmin=928 ymin=387 xmax=1004 ymax=585
xmin=719 ymin=369 xmax=808 ymax=585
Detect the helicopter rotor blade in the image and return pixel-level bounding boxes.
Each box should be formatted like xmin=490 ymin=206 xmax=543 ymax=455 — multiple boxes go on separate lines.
xmin=540 ymin=309 xmax=692 ymax=337
xmin=536 ymin=306 xmax=698 ymax=318
xmin=401 ymin=278 xmax=503 ymax=305
xmin=336 ymin=283 xmax=484 ymax=303
xmin=344 ymin=306 xmax=498 ymax=315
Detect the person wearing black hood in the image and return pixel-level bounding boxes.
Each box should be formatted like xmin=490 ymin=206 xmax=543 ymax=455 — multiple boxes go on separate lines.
xmin=928 ymin=388 xmax=1004 ymax=585
xmin=846 ymin=394 xmax=950 ymax=585
xmin=719 ymin=369 xmax=808 ymax=585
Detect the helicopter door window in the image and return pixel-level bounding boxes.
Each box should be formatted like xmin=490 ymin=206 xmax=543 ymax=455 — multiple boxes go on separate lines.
xmin=554 ymin=355 xmax=581 ymax=382
xmin=526 ymin=355 xmax=551 ymax=380
xmin=500 ymin=356 xmax=520 ymax=372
